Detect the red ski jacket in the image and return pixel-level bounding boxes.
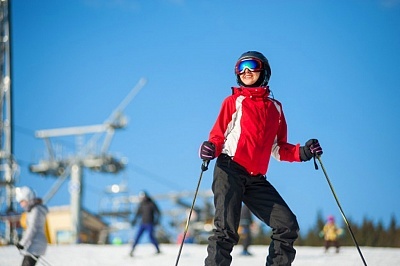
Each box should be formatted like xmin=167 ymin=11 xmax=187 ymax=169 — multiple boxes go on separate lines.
xmin=208 ymin=86 xmax=301 ymax=176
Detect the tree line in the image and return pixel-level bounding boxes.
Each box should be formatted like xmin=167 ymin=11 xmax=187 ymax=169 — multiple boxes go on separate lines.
xmin=252 ymin=212 xmax=400 ymax=247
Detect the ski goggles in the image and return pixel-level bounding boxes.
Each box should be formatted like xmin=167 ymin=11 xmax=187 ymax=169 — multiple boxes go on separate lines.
xmin=235 ymin=58 xmax=264 ymax=74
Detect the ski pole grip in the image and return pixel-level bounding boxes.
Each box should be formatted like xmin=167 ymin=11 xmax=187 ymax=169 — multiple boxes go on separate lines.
xmin=201 ymin=160 xmax=210 ymax=171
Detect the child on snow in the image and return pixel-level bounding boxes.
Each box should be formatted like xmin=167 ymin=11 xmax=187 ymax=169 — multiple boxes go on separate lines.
xmin=320 ymin=215 xmax=343 ymax=253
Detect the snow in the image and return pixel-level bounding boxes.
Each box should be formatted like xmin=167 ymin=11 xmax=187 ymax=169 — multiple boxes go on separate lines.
xmin=1 ymin=244 xmax=399 ymax=266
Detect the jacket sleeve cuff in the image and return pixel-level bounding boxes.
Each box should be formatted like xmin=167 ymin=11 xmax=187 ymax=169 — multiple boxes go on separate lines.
xmin=295 ymin=143 xmax=301 ymax=162
xmin=214 ymin=143 xmax=222 ymax=157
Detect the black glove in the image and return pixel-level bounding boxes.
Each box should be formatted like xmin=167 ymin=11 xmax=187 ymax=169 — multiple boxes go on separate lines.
xmin=199 ymin=141 xmax=216 ymax=161
xmin=15 ymin=243 xmax=24 ymax=250
xmin=300 ymin=139 xmax=323 ymax=161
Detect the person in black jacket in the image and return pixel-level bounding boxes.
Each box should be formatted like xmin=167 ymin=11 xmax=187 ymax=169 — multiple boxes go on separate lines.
xmin=129 ymin=191 xmax=161 ymax=257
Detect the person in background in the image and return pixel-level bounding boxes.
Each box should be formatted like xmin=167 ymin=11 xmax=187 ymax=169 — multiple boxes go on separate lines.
xmin=129 ymin=190 xmax=161 ymax=257
xmin=199 ymin=50 xmax=323 ymax=265
xmin=15 ymin=186 xmax=48 ymax=266
xmin=239 ymin=204 xmax=253 ymax=256
xmin=320 ymin=215 xmax=342 ymax=253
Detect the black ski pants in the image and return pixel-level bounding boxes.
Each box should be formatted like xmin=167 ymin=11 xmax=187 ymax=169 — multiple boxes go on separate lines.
xmin=205 ymin=154 xmax=299 ymax=266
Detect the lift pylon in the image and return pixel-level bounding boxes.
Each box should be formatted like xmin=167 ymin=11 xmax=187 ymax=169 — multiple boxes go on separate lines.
xmin=0 ymin=0 xmax=20 ymax=245
xmin=30 ymin=78 xmax=146 ymax=243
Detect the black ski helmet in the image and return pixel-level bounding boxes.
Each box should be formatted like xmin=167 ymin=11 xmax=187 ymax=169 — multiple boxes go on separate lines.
xmin=235 ymin=51 xmax=271 ymax=87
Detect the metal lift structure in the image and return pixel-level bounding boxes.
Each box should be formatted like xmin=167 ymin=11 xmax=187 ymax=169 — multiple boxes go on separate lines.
xmin=29 ymin=78 xmax=146 ymax=243
xmin=0 ymin=0 xmax=20 ymax=245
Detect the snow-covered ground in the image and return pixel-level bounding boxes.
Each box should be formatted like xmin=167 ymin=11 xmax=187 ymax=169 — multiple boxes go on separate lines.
xmin=1 ymin=243 xmax=399 ymax=266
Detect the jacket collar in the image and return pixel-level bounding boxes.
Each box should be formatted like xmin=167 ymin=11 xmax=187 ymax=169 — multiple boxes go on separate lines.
xmin=231 ymin=86 xmax=270 ymax=100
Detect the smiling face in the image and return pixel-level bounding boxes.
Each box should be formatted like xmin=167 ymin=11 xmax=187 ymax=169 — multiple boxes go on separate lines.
xmin=239 ymin=69 xmax=261 ymax=86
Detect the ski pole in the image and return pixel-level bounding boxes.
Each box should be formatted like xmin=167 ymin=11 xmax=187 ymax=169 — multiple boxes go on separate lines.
xmin=316 ymin=155 xmax=368 ymax=266
xmin=174 ymin=160 xmax=210 ymax=266
xmin=19 ymin=249 xmax=53 ymax=266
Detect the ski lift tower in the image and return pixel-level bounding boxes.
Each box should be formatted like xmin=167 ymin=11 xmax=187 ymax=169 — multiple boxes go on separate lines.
xmin=0 ymin=0 xmax=19 ymax=244
xmin=29 ymin=78 xmax=146 ymax=243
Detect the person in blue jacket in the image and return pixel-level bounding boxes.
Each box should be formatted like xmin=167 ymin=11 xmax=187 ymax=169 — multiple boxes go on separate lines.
xmin=239 ymin=204 xmax=253 ymax=256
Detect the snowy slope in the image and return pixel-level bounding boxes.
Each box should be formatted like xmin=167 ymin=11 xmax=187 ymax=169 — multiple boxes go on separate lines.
xmin=0 ymin=244 xmax=399 ymax=266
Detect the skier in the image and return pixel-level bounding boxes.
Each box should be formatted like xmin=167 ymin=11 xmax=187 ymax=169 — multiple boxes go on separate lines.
xmin=15 ymin=186 xmax=49 ymax=266
xmin=239 ymin=204 xmax=253 ymax=256
xmin=320 ymin=215 xmax=342 ymax=253
xmin=199 ymin=51 xmax=323 ymax=266
xmin=129 ymin=190 xmax=161 ymax=257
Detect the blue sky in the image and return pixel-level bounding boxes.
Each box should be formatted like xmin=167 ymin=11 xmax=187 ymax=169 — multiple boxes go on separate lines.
xmin=9 ymin=0 xmax=400 ymax=239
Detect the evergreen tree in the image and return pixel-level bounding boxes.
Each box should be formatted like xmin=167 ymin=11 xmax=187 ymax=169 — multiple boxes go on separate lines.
xmin=387 ymin=215 xmax=399 ymax=247
xmin=360 ymin=217 xmax=375 ymax=246
xmin=375 ymin=220 xmax=385 ymax=247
